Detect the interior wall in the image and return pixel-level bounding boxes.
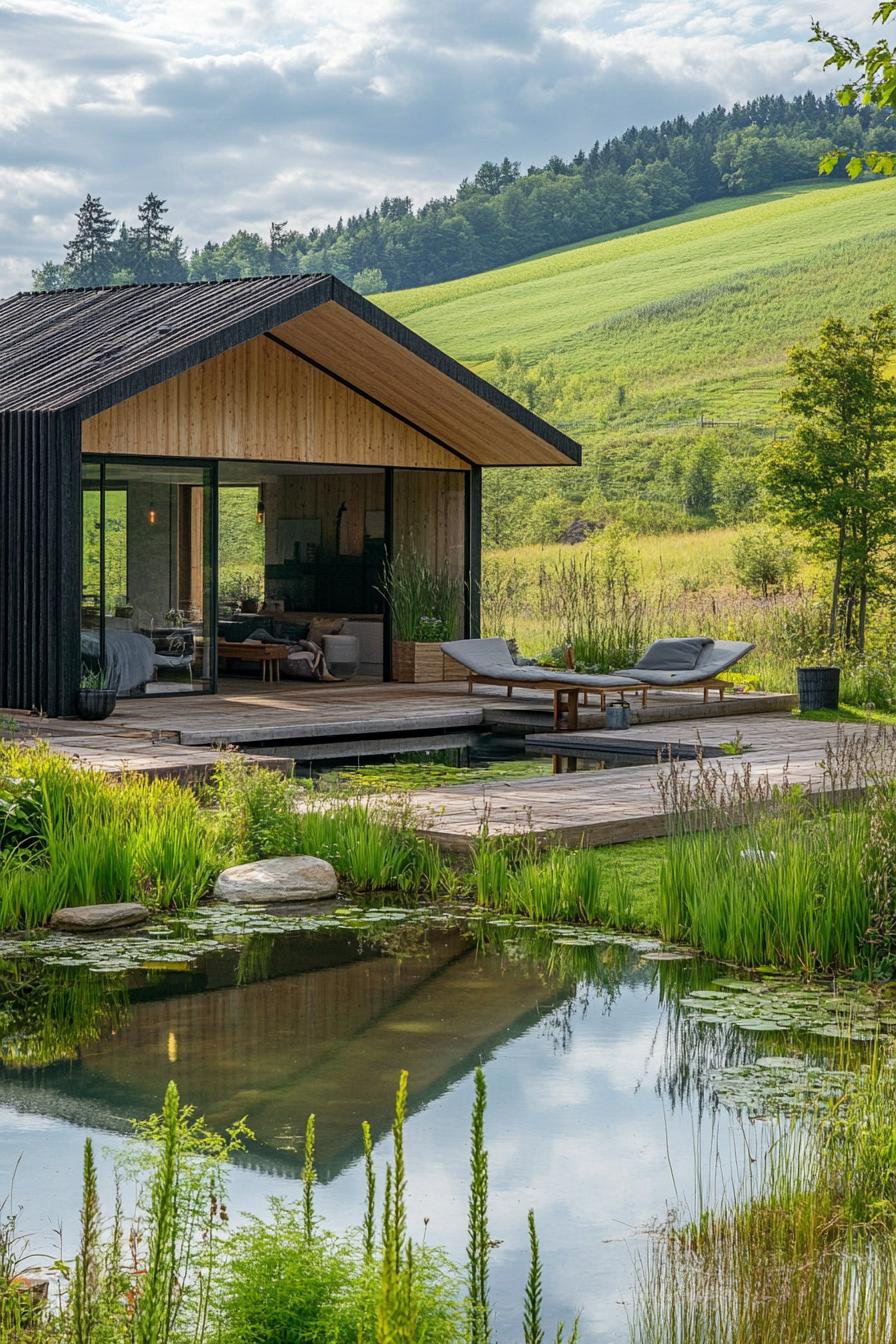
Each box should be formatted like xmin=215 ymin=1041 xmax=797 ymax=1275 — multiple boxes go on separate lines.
xmin=393 ymin=469 xmax=467 ymax=639
xmin=263 ymin=471 xmax=385 ymax=564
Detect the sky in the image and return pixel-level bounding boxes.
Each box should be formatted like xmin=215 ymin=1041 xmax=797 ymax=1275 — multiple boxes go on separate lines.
xmin=0 ymin=0 xmax=878 ymax=292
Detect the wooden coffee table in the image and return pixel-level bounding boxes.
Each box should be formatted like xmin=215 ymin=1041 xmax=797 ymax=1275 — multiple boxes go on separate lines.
xmin=217 ymin=641 xmax=288 ymax=682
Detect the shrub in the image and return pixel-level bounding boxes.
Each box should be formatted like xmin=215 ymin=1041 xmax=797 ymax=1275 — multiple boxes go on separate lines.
xmin=209 ymin=755 xmax=300 ymax=861
xmin=732 ymin=526 xmax=798 ymax=597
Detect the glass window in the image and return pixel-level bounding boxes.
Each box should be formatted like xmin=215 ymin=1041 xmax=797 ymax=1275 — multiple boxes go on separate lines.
xmin=81 ymin=461 xmax=215 ymax=696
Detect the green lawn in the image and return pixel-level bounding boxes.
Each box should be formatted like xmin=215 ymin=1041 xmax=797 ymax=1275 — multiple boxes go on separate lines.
xmin=378 ymin=178 xmax=896 ymax=431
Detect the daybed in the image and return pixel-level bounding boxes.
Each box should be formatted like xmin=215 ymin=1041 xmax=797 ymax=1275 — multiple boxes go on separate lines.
xmin=611 ymin=638 xmax=754 ymax=701
xmin=441 ymin=636 xmax=755 ymax=728
xmin=441 ymin=637 xmax=641 ymax=728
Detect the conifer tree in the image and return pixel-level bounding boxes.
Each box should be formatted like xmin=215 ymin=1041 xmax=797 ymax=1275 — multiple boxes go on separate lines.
xmin=64 ymin=194 xmax=118 ymax=286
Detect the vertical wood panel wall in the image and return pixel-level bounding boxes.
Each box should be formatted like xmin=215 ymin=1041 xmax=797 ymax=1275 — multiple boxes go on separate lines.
xmin=82 ymin=336 xmax=468 ymax=473
xmin=0 ymin=411 xmax=81 ymax=715
xmin=393 ymin=469 xmax=466 ymax=576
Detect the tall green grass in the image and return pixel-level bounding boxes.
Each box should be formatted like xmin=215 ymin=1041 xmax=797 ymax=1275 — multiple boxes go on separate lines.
xmin=630 ymin=1043 xmax=896 ymax=1344
xmin=471 ymin=834 xmax=633 ymax=927
xmin=654 ymin=736 xmax=896 ymax=974
xmin=0 ymin=745 xmax=221 ymax=927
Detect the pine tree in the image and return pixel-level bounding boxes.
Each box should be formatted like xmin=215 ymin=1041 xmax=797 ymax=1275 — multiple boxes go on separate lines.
xmin=268 ymin=220 xmax=289 ymax=273
xmin=64 ymin=194 xmax=118 ymax=287
xmin=134 ymin=193 xmax=187 ymax=282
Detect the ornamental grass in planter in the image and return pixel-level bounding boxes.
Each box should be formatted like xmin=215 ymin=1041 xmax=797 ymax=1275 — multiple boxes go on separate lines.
xmin=378 ymin=549 xmax=466 ymax=682
xmin=77 ymin=665 xmax=117 ymax=721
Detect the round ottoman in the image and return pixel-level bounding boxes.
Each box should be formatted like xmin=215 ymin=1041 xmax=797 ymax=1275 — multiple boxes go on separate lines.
xmin=322 ymin=634 xmax=360 ymax=679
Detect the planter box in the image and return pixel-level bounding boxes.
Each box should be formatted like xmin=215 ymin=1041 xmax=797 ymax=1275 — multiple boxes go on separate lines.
xmin=392 ymin=641 xmax=467 ymax=684
xmin=796 ymin=665 xmax=840 ymax=712
xmin=78 ymin=688 xmax=117 ymax=721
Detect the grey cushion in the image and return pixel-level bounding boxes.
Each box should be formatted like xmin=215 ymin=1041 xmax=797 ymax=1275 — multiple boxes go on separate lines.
xmin=441 ymin=639 xmax=641 ymax=689
xmin=615 ymin=640 xmax=754 ymax=686
xmin=635 ymin=638 xmax=713 ymax=671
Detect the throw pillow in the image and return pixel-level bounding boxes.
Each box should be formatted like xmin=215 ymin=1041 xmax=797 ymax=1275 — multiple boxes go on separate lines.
xmin=308 ymin=617 xmax=345 ymax=647
xmin=636 ymin=638 xmax=713 ymax=671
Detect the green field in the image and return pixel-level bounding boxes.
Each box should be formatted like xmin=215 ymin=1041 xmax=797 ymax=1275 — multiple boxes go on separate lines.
xmin=379 ymin=178 xmax=896 ymax=431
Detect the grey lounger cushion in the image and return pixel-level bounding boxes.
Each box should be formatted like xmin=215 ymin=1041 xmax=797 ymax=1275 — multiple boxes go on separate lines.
xmin=614 ymin=638 xmax=754 ymax=686
xmin=441 ymin=638 xmax=641 ymax=689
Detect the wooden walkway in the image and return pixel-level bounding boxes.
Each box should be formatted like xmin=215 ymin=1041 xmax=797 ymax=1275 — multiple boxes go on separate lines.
xmin=410 ymin=714 xmax=881 ymax=852
xmin=1 ymin=680 xmax=795 ymax=776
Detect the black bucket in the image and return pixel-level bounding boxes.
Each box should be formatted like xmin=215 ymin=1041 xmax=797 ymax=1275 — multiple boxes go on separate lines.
xmin=796 ymin=665 xmax=840 ymax=712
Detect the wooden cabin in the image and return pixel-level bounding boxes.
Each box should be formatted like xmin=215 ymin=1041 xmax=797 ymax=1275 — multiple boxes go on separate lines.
xmin=0 ymin=274 xmax=580 ymax=715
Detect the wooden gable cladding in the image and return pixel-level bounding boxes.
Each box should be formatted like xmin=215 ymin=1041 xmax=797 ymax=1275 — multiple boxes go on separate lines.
xmin=271 ymin=302 xmax=575 ymax=467
xmin=81 ymin=332 xmax=464 ymax=471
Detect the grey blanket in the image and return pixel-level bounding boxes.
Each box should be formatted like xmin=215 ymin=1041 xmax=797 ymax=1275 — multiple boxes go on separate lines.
xmin=80 ymin=630 xmax=156 ymax=694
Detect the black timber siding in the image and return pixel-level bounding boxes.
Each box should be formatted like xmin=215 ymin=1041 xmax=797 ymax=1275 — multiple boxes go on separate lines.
xmin=0 ymin=410 xmax=81 ymax=715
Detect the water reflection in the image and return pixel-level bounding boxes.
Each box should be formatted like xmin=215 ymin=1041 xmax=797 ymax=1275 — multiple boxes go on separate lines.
xmin=0 ymin=914 xmax=870 ymax=1340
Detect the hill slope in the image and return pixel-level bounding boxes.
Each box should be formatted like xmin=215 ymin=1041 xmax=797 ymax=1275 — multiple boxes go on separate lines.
xmin=378 ymin=179 xmax=896 ymax=433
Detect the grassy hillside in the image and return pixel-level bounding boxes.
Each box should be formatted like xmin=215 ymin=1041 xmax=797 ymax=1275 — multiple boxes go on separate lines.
xmin=379 ymin=178 xmax=896 ymax=431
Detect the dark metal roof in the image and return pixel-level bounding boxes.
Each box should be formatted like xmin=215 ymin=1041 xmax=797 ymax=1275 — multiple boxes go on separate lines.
xmin=0 ymin=274 xmax=327 ymax=413
xmin=0 ymin=274 xmax=581 ymax=464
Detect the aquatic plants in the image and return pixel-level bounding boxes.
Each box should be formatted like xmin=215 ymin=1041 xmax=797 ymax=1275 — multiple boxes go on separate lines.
xmin=0 ymin=744 xmax=221 ymax=927
xmin=15 ymin=1069 xmax=577 ymax=1344
xmin=653 ymin=735 xmax=896 ymax=974
xmin=471 ymin=832 xmax=634 ymax=927
xmin=630 ymin=1043 xmax=896 ymax=1344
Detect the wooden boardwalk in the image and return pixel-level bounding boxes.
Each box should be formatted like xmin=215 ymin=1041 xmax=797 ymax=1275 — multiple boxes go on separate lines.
xmin=410 ymin=714 xmax=881 ymax=852
xmin=1 ymin=680 xmax=795 ymax=775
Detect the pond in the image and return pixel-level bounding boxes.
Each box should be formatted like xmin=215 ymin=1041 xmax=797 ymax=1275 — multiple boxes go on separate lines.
xmin=0 ymin=906 xmax=886 ymax=1340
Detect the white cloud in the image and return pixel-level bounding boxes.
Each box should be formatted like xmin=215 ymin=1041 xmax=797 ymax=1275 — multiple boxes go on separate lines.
xmin=0 ymin=0 xmax=880 ymax=291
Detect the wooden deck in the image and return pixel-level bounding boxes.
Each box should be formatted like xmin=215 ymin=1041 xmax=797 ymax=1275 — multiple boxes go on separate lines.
xmin=410 ymin=714 xmax=881 ymax=852
xmin=1 ymin=679 xmax=795 ymax=777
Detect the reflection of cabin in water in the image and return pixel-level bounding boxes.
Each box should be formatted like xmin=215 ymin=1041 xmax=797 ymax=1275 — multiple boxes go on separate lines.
xmin=0 ymin=931 xmax=568 ymax=1178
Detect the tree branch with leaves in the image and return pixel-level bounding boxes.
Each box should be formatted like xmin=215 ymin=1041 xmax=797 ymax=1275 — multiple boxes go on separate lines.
xmin=813 ymin=2 xmax=896 ymax=176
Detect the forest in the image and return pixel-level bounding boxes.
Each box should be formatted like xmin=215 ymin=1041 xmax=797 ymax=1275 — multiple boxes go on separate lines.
xmin=31 ymin=92 xmax=896 ymax=295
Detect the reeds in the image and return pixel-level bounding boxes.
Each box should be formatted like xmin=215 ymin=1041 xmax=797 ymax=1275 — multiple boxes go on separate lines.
xmin=630 ymin=1045 xmax=896 ymax=1344
xmin=471 ymin=833 xmax=633 ymax=926
xmin=0 ymin=745 xmax=221 ymax=927
xmin=653 ymin=735 xmax=896 ymax=973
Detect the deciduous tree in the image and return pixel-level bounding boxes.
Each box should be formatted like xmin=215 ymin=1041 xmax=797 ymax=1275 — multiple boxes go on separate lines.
xmin=763 ymin=308 xmax=896 ymax=651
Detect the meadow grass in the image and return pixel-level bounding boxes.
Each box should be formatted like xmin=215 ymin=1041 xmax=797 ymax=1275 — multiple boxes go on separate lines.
xmin=379 ymin=178 xmax=896 ymax=429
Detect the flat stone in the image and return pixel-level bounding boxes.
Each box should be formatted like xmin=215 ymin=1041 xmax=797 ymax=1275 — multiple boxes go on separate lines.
xmin=49 ymin=902 xmax=149 ymax=931
xmin=214 ymin=855 xmax=338 ymax=904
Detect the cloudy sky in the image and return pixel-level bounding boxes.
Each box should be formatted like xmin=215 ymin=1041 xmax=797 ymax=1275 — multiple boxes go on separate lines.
xmin=0 ymin=0 xmax=877 ymax=291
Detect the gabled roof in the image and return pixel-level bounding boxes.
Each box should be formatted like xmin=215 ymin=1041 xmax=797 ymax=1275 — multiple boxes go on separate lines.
xmin=0 ymin=274 xmax=580 ymax=467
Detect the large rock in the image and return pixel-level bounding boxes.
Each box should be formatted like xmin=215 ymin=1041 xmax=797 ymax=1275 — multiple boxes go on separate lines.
xmin=50 ymin=902 xmax=149 ymax=931
xmin=214 ymin=855 xmax=338 ymax=904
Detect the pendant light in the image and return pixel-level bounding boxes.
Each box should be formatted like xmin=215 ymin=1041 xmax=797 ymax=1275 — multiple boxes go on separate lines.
xmin=256 ymin=483 xmax=265 ymax=525
xmin=147 ymin=500 xmax=158 ymax=525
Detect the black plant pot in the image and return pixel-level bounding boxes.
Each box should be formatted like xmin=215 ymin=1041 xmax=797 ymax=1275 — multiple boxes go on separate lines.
xmin=796 ymin=665 xmax=840 ymax=712
xmin=78 ymin=688 xmax=117 ymax=721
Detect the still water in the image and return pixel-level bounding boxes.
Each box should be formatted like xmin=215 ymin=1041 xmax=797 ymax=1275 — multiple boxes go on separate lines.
xmin=0 ymin=909 xmax=843 ymax=1339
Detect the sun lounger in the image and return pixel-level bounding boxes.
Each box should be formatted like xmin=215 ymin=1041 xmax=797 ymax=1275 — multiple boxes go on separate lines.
xmin=441 ymin=638 xmax=643 ymax=729
xmin=612 ymin=638 xmax=754 ymax=701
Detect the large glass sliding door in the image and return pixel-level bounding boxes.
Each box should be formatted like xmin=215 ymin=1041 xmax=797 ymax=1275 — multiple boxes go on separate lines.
xmin=81 ymin=460 xmax=216 ymax=696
